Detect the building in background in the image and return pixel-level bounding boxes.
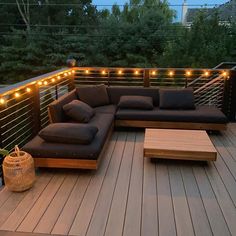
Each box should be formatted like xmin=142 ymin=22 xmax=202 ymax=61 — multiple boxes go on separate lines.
xmin=182 ymin=0 xmax=236 ymax=26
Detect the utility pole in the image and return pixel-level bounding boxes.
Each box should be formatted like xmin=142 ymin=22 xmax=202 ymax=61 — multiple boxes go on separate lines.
xmin=181 ymin=0 xmax=188 ymax=25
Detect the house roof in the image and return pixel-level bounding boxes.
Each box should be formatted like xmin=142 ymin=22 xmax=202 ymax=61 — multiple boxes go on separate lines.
xmin=186 ymin=0 xmax=236 ymax=22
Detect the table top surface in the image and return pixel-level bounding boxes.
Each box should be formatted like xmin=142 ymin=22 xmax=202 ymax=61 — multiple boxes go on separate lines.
xmin=144 ymin=128 xmax=217 ymax=153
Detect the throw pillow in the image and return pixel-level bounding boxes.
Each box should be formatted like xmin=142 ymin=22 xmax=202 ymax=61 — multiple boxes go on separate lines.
xmin=39 ymin=123 xmax=98 ymax=144
xmin=159 ymin=88 xmax=195 ymax=109
xmin=76 ymin=84 xmax=110 ymax=107
xmin=63 ymin=100 xmax=94 ymax=123
xmin=118 ymin=95 xmax=153 ymax=110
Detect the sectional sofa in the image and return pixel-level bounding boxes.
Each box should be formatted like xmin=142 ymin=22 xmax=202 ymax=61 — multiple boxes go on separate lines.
xmin=23 ymin=85 xmax=228 ymax=169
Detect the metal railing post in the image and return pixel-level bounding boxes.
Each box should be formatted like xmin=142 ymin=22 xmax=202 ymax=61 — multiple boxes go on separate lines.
xmin=68 ymin=70 xmax=76 ymax=91
xmin=32 ymin=84 xmax=41 ymax=135
xmin=226 ymin=70 xmax=236 ymax=121
xmin=144 ymin=69 xmax=150 ymax=87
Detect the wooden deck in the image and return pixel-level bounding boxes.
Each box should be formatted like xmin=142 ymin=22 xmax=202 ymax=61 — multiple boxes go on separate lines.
xmin=1 ymin=124 xmax=236 ymax=236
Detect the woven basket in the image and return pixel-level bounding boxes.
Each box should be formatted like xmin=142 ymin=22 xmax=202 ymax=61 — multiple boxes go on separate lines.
xmin=3 ymin=146 xmax=35 ymax=192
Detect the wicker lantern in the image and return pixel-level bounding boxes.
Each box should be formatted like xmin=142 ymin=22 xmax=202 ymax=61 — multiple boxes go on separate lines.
xmin=3 ymin=146 xmax=35 ymax=192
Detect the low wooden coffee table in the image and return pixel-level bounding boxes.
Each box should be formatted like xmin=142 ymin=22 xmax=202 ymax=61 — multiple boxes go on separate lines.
xmin=144 ymin=129 xmax=217 ymax=161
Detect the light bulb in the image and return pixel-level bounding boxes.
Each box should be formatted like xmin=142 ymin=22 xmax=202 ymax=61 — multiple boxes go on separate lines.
xmin=38 ymin=81 xmax=43 ymax=85
xmin=118 ymin=70 xmax=123 ymax=75
xmin=186 ymin=71 xmax=191 ymax=76
xmin=169 ymin=71 xmax=174 ymax=76
xmin=0 ymin=98 xmax=5 ymax=104
xmin=151 ymin=71 xmax=156 ymax=76
xmin=85 ymin=70 xmax=89 ymax=74
xmin=15 ymin=92 xmax=20 ymax=98
xmin=222 ymin=71 xmax=228 ymax=77
xmin=26 ymin=87 xmax=31 ymax=93
xmin=57 ymin=76 xmax=61 ymax=80
xmin=44 ymin=81 xmax=48 ymax=85
xmin=51 ymin=78 xmax=55 ymax=82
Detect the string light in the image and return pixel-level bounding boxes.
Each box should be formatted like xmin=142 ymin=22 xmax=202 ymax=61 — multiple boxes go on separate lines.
xmin=57 ymin=75 xmax=61 ymax=80
xmin=118 ymin=70 xmax=123 ymax=75
xmin=43 ymin=81 xmax=48 ymax=85
xmin=38 ymin=81 xmax=42 ymax=85
xmin=0 ymin=98 xmax=5 ymax=104
xmin=186 ymin=70 xmax=191 ymax=76
xmin=151 ymin=71 xmax=157 ymax=76
xmin=169 ymin=71 xmax=174 ymax=76
xmin=64 ymin=72 xmax=68 ymax=76
xmin=26 ymin=87 xmax=31 ymax=93
xmin=14 ymin=92 xmax=20 ymax=98
xmin=204 ymin=71 xmax=210 ymax=77
xmin=134 ymin=70 xmax=139 ymax=75
xmin=68 ymin=72 xmax=72 ymax=75
xmin=51 ymin=78 xmax=55 ymax=82
xmin=222 ymin=71 xmax=228 ymax=77
xmin=102 ymin=70 xmax=106 ymax=75
xmin=72 ymin=70 xmax=75 ymax=74
xmin=85 ymin=70 xmax=89 ymax=74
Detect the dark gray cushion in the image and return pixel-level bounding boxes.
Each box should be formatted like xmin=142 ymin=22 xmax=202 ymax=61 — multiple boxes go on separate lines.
xmin=159 ymin=88 xmax=195 ymax=109
xmin=118 ymin=95 xmax=153 ymax=110
xmin=116 ymin=106 xmax=228 ymax=124
xmin=48 ymin=90 xmax=77 ymax=123
xmin=23 ymin=113 xmax=114 ymax=160
xmin=94 ymin=105 xmax=117 ymax=114
xmin=39 ymin=123 xmax=98 ymax=144
xmin=63 ymin=100 xmax=94 ymax=123
xmin=107 ymin=87 xmax=159 ymax=106
xmin=76 ymin=84 xmax=109 ymax=107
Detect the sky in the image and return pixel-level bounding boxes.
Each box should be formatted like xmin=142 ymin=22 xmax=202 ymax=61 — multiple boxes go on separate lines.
xmin=92 ymin=0 xmax=229 ymax=21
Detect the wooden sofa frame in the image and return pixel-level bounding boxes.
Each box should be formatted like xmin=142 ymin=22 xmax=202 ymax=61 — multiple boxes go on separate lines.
xmin=115 ymin=120 xmax=227 ymax=131
xmin=34 ymin=123 xmax=114 ymax=170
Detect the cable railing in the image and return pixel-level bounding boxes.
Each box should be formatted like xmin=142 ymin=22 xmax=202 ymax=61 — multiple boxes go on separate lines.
xmin=0 ymin=68 xmax=75 ymax=151
xmin=0 ymin=65 xmax=234 ymax=152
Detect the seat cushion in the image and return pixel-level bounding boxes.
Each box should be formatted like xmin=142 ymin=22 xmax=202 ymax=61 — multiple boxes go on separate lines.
xmin=94 ymin=105 xmax=117 ymax=114
xmin=76 ymin=84 xmax=110 ymax=107
xmin=23 ymin=113 xmax=114 ymax=160
xmin=116 ymin=106 xmax=228 ymax=124
xmin=155 ymin=106 xmax=228 ymax=123
xmin=159 ymin=88 xmax=195 ymax=110
xmin=118 ymin=95 xmax=153 ymax=110
xmin=63 ymin=100 xmax=94 ymax=123
xmin=39 ymin=123 xmax=98 ymax=145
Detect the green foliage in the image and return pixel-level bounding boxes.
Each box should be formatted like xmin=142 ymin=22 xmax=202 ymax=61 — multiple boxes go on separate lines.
xmin=159 ymin=11 xmax=236 ymax=68
xmin=0 ymin=149 xmax=9 ymax=157
xmin=0 ymin=1 xmax=235 ymax=83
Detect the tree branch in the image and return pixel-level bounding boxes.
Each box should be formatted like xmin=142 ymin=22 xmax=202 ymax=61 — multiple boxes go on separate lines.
xmin=16 ymin=0 xmax=30 ymax=31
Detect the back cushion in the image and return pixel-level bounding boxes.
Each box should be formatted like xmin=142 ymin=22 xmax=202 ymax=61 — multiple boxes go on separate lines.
xmin=48 ymin=90 xmax=77 ymax=123
xmin=63 ymin=100 xmax=95 ymax=123
xmin=76 ymin=84 xmax=110 ymax=107
xmin=159 ymin=88 xmax=195 ymax=110
xmin=107 ymin=87 xmax=159 ymax=106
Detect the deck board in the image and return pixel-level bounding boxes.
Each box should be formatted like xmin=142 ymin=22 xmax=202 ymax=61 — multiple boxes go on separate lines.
xmin=85 ymin=132 xmax=127 ymax=236
xmin=169 ymin=165 xmax=195 ymax=236
xmin=180 ymin=165 xmax=213 ymax=236
xmin=104 ymin=132 xmax=135 ymax=236
xmin=1 ymin=124 xmax=236 ymax=236
xmin=0 ymin=173 xmax=53 ymax=231
xmin=156 ymin=164 xmax=176 ymax=236
xmin=68 ymin=132 xmax=119 ymax=236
